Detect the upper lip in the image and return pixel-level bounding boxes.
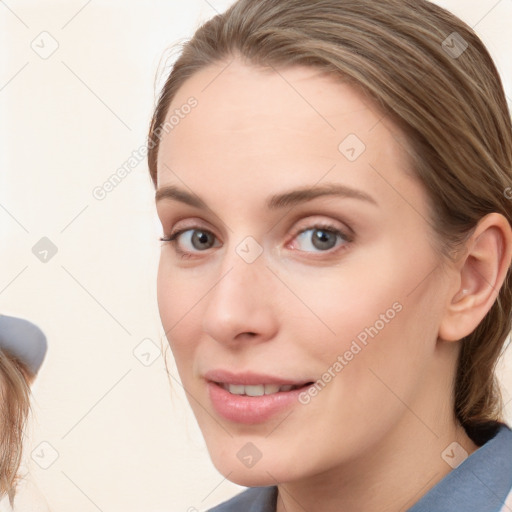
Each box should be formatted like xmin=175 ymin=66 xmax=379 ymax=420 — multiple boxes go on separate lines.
xmin=204 ymin=369 xmax=312 ymax=386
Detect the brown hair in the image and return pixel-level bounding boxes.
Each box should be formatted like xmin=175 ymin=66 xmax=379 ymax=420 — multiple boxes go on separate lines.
xmin=0 ymin=349 xmax=32 ymax=501
xmin=147 ymin=0 xmax=512 ymax=442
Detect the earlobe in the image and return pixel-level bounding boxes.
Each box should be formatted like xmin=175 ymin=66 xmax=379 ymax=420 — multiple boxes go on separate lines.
xmin=438 ymin=213 xmax=512 ymax=343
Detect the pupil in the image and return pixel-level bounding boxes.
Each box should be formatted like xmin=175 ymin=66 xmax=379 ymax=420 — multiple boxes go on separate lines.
xmin=192 ymin=231 xmax=213 ymax=250
xmin=313 ymin=229 xmax=336 ymax=250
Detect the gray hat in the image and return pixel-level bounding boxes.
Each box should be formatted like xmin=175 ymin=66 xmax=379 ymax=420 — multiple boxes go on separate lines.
xmin=0 ymin=314 xmax=47 ymax=375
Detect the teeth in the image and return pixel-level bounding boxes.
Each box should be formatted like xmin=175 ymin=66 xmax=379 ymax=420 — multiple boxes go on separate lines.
xmin=264 ymin=384 xmax=281 ymax=394
xmin=245 ymin=385 xmax=264 ymax=396
xmin=229 ymin=384 xmax=245 ymax=395
xmin=223 ymin=383 xmax=299 ymax=396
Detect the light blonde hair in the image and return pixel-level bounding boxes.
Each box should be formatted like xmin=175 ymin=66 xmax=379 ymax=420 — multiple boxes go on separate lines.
xmin=147 ymin=0 xmax=512 ymax=444
xmin=0 ymin=349 xmax=32 ymax=502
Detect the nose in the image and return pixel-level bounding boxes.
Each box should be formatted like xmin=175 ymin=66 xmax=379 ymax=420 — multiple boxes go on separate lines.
xmin=201 ymin=246 xmax=279 ymax=346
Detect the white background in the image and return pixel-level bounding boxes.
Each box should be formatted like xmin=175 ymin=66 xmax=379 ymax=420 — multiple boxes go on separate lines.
xmin=1 ymin=1 xmax=511 ymax=511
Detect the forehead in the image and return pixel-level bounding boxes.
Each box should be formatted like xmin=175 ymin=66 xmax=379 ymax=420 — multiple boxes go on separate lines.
xmin=155 ymin=59 xmax=415 ymax=212
xmin=158 ymin=61 xmax=379 ymax=161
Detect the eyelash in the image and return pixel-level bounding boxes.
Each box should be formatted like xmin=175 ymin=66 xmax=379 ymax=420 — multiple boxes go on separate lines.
xmin=159 ymin=221 xmax=352 ymax=259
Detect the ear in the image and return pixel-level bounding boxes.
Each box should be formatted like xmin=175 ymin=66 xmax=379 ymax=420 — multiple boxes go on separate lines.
xmin=438 ymin=213 xmax=512 ymax=342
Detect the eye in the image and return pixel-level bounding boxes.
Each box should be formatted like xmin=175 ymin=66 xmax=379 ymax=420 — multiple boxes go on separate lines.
xmin=160 ymin=228 xmax=219 ymax=255
xmin=290 ymin=224 xmax=350 ymax=253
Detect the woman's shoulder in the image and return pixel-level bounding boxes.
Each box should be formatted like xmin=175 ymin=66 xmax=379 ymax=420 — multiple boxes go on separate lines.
xmin=208 ymin=486 xmax=277 ymax=512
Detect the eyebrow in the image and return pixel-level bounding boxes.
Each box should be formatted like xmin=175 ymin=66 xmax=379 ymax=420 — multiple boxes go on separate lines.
xmin=155 ymin=183 xmax=378 ymax=209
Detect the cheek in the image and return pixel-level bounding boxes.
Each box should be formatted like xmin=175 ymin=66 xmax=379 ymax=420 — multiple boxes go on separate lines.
xmin=282 ymin=252 xmax=404 ymax=356
xmin=156 ymin=258 xmax=201 ymax=368
xmin=156 ymin=254 xmax=210 ymax=327
xmin=156 ymin=258 xmax=177 ymax=330
xmin=285 ymin=241 xmax=440 ymax=396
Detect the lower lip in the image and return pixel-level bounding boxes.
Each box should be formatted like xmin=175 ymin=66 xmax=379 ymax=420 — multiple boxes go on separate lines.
xmin=207 ymin=382 xmax=311 ymax=424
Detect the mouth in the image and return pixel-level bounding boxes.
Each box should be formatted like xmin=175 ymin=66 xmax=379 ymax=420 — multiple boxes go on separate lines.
xmin=205 ymin=372 xmax=316 ymax=424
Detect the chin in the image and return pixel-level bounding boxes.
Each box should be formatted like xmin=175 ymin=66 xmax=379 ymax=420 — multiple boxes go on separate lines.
xmin=215 ymin=464 xmax=283 ymax=487
xmin=209 ymin=448 xmax=300 ymax=487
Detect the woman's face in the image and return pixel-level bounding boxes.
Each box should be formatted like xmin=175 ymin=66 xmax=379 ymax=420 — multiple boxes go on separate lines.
xmin=155 ymin=59 xmax=456 ymax=485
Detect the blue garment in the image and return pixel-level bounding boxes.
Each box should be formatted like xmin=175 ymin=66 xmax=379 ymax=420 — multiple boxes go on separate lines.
xmin=0 ymin=314 xmax=47 ymax=375
xmin=208 ymin=422 xmax=512 ymax=512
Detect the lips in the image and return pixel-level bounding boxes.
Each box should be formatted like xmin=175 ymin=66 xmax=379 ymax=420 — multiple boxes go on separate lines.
xmin=204 ymin=369 xmax=314 ymax=424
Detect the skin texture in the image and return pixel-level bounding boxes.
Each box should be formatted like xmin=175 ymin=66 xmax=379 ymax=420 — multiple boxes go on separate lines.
xmin=154 ymin=58 xmax=512 ymax=512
